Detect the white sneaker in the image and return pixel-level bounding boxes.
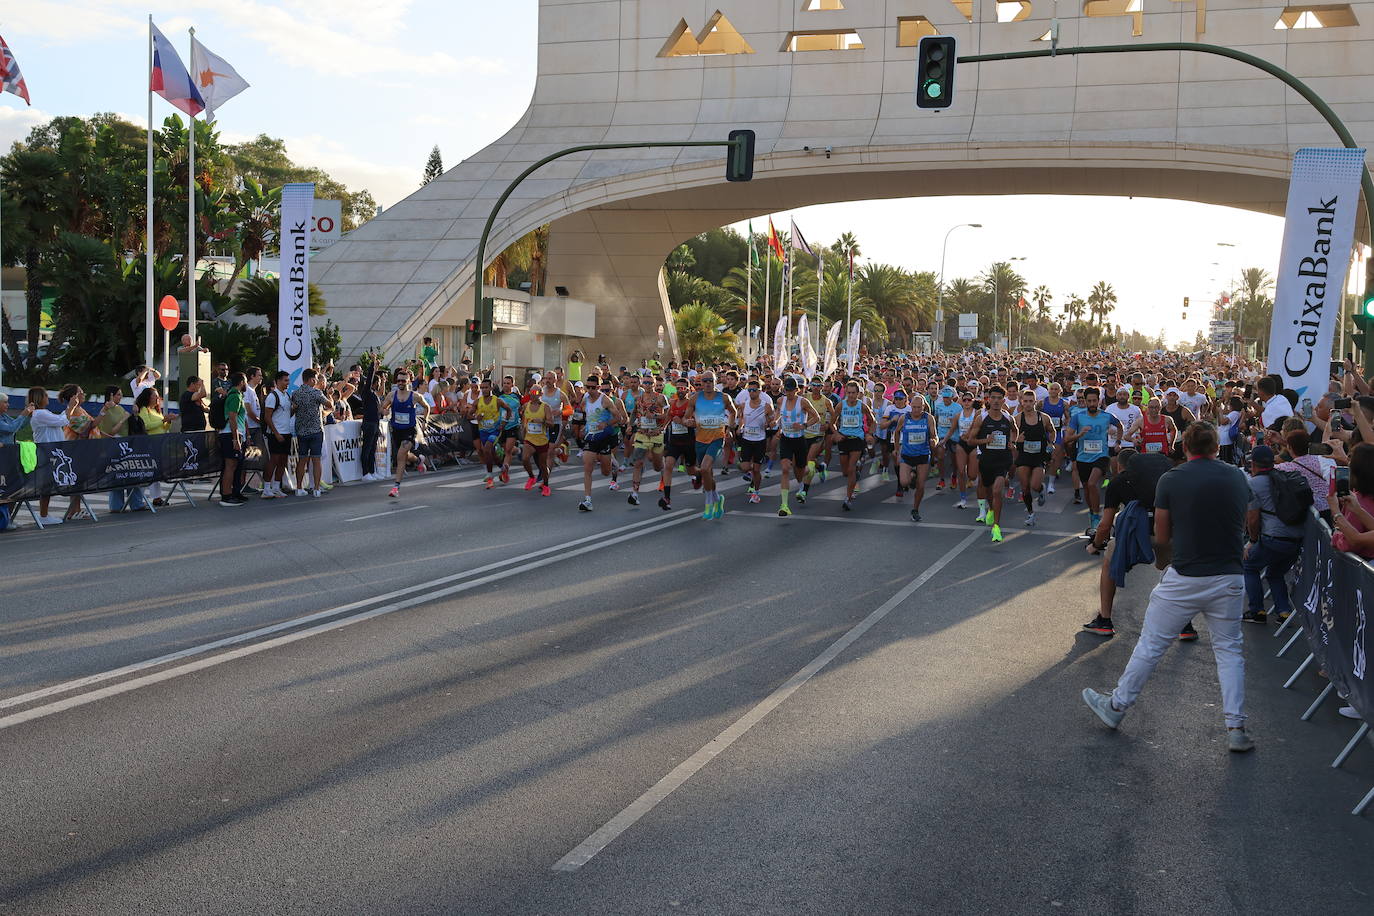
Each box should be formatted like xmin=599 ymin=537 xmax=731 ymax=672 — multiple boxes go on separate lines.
xmin=955 ymin=498 xmax=967 ymax=509
xmin=295 ymin=489 xmax=308 ymax=498
xmin=38 ymin=515 xmax=63 ymax=526
xmin=311 ymin=488 xmax=323 ymax=498
xmin=1046 ymin=481 xmax=1056 ymax=494
xmin=1338 ymin=706 xmax=1363 ymax=720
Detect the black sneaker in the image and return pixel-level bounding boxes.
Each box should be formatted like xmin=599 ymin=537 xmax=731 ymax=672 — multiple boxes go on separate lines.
xmin=1073 ymin=490 xmax=1083 ymax=505
xmin=910 ymin=509 xmax=921 ymax=522
xmin=1178 ymin=622 xmax=1199 ymax=641
xmin=1242 ymin=609 xmax=1268 ymax=624
xmin=627 ymin=492 xmax=640 ymax=506
xmin=1273 ymin=610 xmax=1291 ymax=623
xmin=658 ymin=497 xmax=671 ymax=511
xmin=1083 ymin=615 xmax=1114 ymax=636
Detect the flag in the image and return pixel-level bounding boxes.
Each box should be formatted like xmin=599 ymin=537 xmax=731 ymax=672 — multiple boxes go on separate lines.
xmin=782 ymin=250 xmax=790 ymax=286
xmin=748 ymin=220 xmax=759 ymax=267
xmin=1018 ymin=296 xmax=1027 ymax=309
xmin=823 ymin=318 xmax=843 ymax=376
xmin=151 ymin=22 xmax=205 ymax=116
xmin=797 ymin=316 xmax=814 ymax=378
xmin=190 ymin=36 xmax=249 ymax=122
xmin=767 ymin=218 xmax=785 ymax=261
xmin=0 ymin=34 xmax=30 ymax=105
xmin=846 ymin=320 xmax=861 ymax=373
xmin=790 ymin=219 xmax=813 ymax=256
xmin=773 ymin=316 xmax=788 ymax=367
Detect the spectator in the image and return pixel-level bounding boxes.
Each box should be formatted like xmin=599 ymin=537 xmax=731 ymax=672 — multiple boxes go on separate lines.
xmin=1276 ymin=428 xmax=1331 ymax=524
xmin=179 ymin=376 xmax=208 ymax=432
xmin=422 ymin=336 xmax=439 ymax=371
xmin=261 ymin=371 xmax=294 ymax=499
xmin=242 ymin=366 xmax=264 ymax=496
xmin=177 ymin=334 xmax=208 ymax=353
xmin=96 ymin=387 xmax=147 ymax=514
xmin=1082 ymin=421 xmax=1255 ymax=752
xmin=359 ymin=355 xmax=383 ymax=482
xmin=1241 ymin=445 xmax=1305 ymax=624
xmin=219 ymin=372 xmax=248 ymax=507
xmin=130 ymin=366 xmax=161 ymax=401
xmin=0 ymin=398 xmax=33 ymax=445
xmin=135 ymin=387 xmax=171 ymax=507
xmin=1332 ymin=442 xmax=1374 ymax=559
xmin=210 ymin=361 xmax=231 ymax=393
xmin=289 ymin=368 xmax=332 ymax=497
xmin=1256 ymin=375 xmax=1293 ymax=430
xmin=28 ymin=386 xmax=76 ymax=525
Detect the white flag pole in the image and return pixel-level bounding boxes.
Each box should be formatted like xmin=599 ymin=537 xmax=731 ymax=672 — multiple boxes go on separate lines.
xmin=745 ymin=237 xmax=753 ymax=365
xmin=186 ymin=26 xmax=197 ymax=345
xmin=762 ymin=245 xmax=771 ymax=363
xmin=846 ymin=252 xmax=853 ymax=341
xmin=815 ymin=249 xmax=823 ymax=357
xmin=145 ymin=15 xmax=155 ymax=376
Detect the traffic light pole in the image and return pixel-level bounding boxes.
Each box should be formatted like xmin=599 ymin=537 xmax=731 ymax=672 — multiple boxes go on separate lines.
xmin=959 ymin=41 xmax=1374 ymax=373
xmin=471 ymin=138 xmax=748 ymax=370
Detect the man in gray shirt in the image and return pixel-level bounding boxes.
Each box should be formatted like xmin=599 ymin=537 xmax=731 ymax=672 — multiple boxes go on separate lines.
xmin=1083 ymin=420 xmax=1256 ymax=752
xmin=1241 ymin=445 xmax=1305 ymax=624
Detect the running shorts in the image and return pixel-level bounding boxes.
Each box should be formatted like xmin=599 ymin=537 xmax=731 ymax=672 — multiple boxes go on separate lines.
xmin=901 ymin=453 xmax=930 ymax=468
xmin=838 ymin=436 xmax=865 ymax=454
xmin=738 ymin=438 xmax=767 ymax=463
xmin=585 ymin=433 xmax=619 ymax=456
xmin=665 ymin=434 xmax=695 ymax=462
xmin=478 ymin=427 xmax=499 ymax=446
xmin=1075 ymin=457 xmax=1109 ymax=481
xmin=1015 ymin=451 xmax=1048 ymax=469
xmin=390 ymin=425 xmax=416 ymax=449
xmin=632 ymin=430 xmax=665 ymax=454
xmin=694 ymin=439 xmax=723 ymax=463
xmin=979 ymin=461 xmax=1012 ymax=488
xmin=779 ymin=435 xmax=810 ymax=467
xmin=267 ymin=432 xmax=294 ymax=456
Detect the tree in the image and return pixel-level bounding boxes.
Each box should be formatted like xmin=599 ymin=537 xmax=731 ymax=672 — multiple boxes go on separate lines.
xmin=230 ymin=275 xmax=328 ymax=349
xmin=831 ymin=231 xmax=861 ymax=262
xmin=422 ymin=145 xmax=444 ymax=185
xmin=1087 ymin=281 xmax=1117 ymax=326
xmin=226 ymin=177 xmax=281 ymax=282
xmin=1235 ymin=267 xmax=1275 ymax=356
xmin=667 ymin=244 xmax=696 ymax=271
xmin=1032 ymin=285 xmax=1053 ymax=323
xmin=666 ymin=270 xmax=728 ymax=314
xmin=226 ymin=133 xmax=379 ymax=231
xmin=682 ymin=228 xmax=748 ymax=286
xmin=0 ymin=148 xmax=63 ymax=376
xmin=674 ymin=302 xmax=742 ymax=365
xmin=1063 ymin=293 xmax=1087 ymax=324
xmin=314 ymin=318 xmax=342 ymax=366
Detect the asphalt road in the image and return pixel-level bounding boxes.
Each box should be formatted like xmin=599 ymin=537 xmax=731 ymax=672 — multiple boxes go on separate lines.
xmin=1 ymin=459 xmax=1371 ymax=915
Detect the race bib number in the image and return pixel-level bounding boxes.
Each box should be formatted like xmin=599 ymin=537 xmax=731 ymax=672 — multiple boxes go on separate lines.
xmin=479 ymin=419 xmax=497 ymax=430
xmin=572 ymin=411 xmax=585 ymax=421
xmin=1145 ymin=441 xmax=1163 ymax=453
xmin=671 ymin=421 xmax=688 ymax=435
xmin=790 ymin=421 xmax=805 ymax=433
xmin=527 ymin=420 xmax=543 ymax=435
xmin=744 ymin=425 xmax=763 ymax=438
xmin=640 ymin=419 xmax=660 ymax=432
xmin=1082 ymin=439 xmax=1103 ymax=455
xmin=699 ymin=415 xmax=724 ymax=429
xmin=1021 ymin=440 xmax=1041 ymax=454
xmin=990 ymin=432 xmax=1007 ymax=450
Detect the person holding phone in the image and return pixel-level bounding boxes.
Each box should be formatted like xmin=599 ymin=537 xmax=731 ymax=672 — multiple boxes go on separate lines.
xmin=1332 ymin=443 xmax=1374 ymax=559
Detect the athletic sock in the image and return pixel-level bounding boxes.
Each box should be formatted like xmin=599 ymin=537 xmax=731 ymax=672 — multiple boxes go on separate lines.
xmin=664 ymin=485 xmax=672 ymax=500
xmin=781 ymin=488 xmax=790 ymax=508
xmin=978 ymin=498 xmax=987 ymax=515
xmin=1023 ymin=492 xmax=1033 ymax=511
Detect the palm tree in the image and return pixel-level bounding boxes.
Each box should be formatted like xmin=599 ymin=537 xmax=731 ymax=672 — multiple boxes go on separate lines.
xmin=484 ymin=228 xmax=541 ymax=289
xmin=1063 ymin=293 xmax=1086 ymax=324
xmin=1236 ymin=266 xmax=1274 ymax=355
xmin=721 ymin=257 xmax=786 ymax=330
xmin=228 ymin=177 xmax=281 ymax=281
xmin=666 ymin=270 xmax=728 ymax=313
xmin=1087 ymin=281 xmax=1117 ymax=326
xmin=1032 ymin=285 xmax=1052 ymax=323
xmin=231 ymin=275 xmax=328 ymax=348
xmin=831 ymin=231 xmax=861 ymax=262
xmin=1 ymin=148 xmax=63 ymax=375
xmin=674 ymin=302 xmax=742 ymax=365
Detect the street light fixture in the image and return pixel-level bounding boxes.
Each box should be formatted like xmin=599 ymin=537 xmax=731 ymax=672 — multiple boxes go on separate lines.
xmin=1217 ymin=241 xmax=1239 ymax=356
xmin=994 ymin=256 xmax=1028 ymax=350
xmin=936 ymin=223 xmax=982 ymax=349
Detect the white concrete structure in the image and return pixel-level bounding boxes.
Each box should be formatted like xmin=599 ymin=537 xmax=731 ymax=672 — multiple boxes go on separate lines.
xmin=314 ymin=0 xmax=1374 ymax=365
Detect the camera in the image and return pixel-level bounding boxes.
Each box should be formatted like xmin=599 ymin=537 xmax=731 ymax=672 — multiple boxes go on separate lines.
xmin=1332 ymin=397 xmax=1352 ymax=409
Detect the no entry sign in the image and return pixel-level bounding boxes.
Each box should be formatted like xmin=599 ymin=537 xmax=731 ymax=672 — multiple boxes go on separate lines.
xmin=158 ymin=295 xmax=180 ymax=332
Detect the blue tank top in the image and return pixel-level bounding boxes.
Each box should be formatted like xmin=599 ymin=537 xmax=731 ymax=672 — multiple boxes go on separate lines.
xmin=934 ymin=401 xmax=961 ymax=437
xmin=1071 ymin=409 xmax=1114 ymax=459
xmin=838 ymin=400 xmax=865 ymax=437
xmin=780 ymin=397 xmax=808 ymax=438
xmin=390 ymin=391 xmax=417 ymax=428
xmin=900 ymin=414 xmax=931 ymax=457
xmin=1041 ymin=397 xmax=1066 ymax=428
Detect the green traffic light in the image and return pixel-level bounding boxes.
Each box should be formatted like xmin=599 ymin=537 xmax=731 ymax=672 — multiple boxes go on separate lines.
xmin=1364 ymin=294 xmax=1374 ymax=318
xmin=925 ymin=82 xmax=942 ymax=98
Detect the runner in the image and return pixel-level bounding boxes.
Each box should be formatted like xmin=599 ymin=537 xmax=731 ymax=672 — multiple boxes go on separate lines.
xmin=1064 ymin=387 xmax=1122 ymax=535
xmin=1040 ymin=382 xmax=1069 ymax=494
xmin=966 ymin=385 xmax=1016 ymax=543
xmin=775 ymin=376 xmax=822 ymax=517
xmin=896 ymin=392 xmax=936 ymax=521
xmin=383 ymin=368 xmax=431 ymax=498
xmin=683 ymin=371 xmax=737 ymax=519
xmin=472 ymin=378 xmax=514 ymax=489
xmin=1013 ymin=389 xmax=1055 ymax=527
xmin=497 ymin=376 xmax=523 ymax=485
xmin=735 ymin=377 xmax=776 ymax=505
xmin=832 ymin=380 xmax=877 ymax=512
xmin=539 ymin=373 xmax=569 ymax=464
xmin=658 ymin=380 xmax=696 ymax=511
xmin=798 ymin=378 xmax=833 ymax=502
xmin=933 ymin=387 xmax=961 ymax=492
xmin=952 ymin=392 xmax=980 ymax=509
xmin=626 ymin=379 xmax=666 ymax=506
xmin=877 ymin=387 xmax=912 ymax=493
xmin=1124 ymin=397 xmax=1179 ymax=458
xmin=520 ymin=395 xmax=554 ymax=496
xmin=577 ymin=375 xmax=628 ymax=511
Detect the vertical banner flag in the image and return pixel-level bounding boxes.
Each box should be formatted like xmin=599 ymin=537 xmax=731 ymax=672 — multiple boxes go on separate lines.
xmin=773 ymin=316 xmax=788 ymax=369
xmin=846 ymin=320 xmax=862 ymax=374
xmin=189 ymin=36 xmax=249 ymax=121
xmin=797 ymin=316 xmax=813 ymax=378
xmin=748 ymin=220 xmax=760 ymax=267
xmin=823 ymin=318 xmax=842 ymax=377
xmin=150 ymin=22 xmax=204 ymax=115
xmin=790 ymin=219 xmax=813 ymax=257
xmin=279 ymin=183 xmax=316 ymax=390
xmin=0 ymin=34 xmax=30 ymax=104
xmin=1269 ymin=147 xmax=1367 ymax=399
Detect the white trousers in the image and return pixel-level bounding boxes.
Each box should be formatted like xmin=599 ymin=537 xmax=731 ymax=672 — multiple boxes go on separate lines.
xmin=1111 ymin=567 xmax=1247 ymax=728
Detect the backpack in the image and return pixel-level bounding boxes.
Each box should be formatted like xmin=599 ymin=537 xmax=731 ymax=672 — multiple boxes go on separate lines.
xmin=208 ymin=388 xmax=228 ymax=431
xmin=1265 ymin=468 xmax=1314 ymax=526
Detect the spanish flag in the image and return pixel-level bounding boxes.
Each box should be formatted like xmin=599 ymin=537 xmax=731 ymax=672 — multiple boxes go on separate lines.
xmin=767 ymin=217 xmax=785 ymax=261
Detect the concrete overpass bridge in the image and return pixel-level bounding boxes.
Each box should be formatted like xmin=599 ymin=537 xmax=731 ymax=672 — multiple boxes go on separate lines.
xmin=313 ymin=0 xmax=1374 ymax=366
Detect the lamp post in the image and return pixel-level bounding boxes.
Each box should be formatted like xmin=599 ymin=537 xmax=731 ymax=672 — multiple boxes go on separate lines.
xmin=936 ymin=222 xmax=981 ymax=349
xmin=1217 ymin=242 xmax=1238 ymax=356
xmin=991 ymin=256 xmax=1027 ymax=350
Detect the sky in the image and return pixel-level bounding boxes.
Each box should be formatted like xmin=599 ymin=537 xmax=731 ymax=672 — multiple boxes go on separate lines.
xmin=0 ymin=1 xmax=1361 ymax=346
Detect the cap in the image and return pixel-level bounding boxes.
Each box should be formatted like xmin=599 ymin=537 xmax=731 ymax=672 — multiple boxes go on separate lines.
xmin=1250 ymin=445 xmax=1276 ymax=468
xmin=574 ymin=380 xmax=585 ymax=388
xmin=530 ymin=373 xmax=542 ymax=383
xmin=892 ymin=390 xmax=908 ymax=399
xmin=940 ymin=387 xmax=956 ymax=398
xmin=1165 ymin=387 xmax=1182 ymax=397
xmin=1117 ymin=387 xmax=1130 ymax=396
xmin=783 ymin=377 xmax=799 ymax=391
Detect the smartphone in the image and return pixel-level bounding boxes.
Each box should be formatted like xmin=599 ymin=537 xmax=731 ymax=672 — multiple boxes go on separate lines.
xmin=1335 ymin=466 xmax=1351 ymax=499
xmin=1331 ymin=360 xmax=1345 ymax=378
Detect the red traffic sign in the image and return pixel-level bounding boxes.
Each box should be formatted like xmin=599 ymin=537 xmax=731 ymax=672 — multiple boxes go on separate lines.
xmin=158 ymin=295 xmax=180 ymax=332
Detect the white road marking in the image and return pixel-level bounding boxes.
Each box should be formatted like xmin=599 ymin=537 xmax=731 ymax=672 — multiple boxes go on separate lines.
xmin=0 ymin=510 xmax=693 ymax=715
xmin=344 ymin=505 xmax=430 ymax=522
xmin=726 ymin=510 xmax=1083 ymax=539
xmin=551 ymin=530 xmax=981 ymax=873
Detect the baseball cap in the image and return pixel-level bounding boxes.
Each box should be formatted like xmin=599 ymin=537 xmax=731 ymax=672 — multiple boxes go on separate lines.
xmin=1250 ymin=445 xmax=1276 ymax=468
xmin=1165 ymin=387 xmax=1182 ymax=397
xmin=940 ymin=387 xmax=956 ymax=398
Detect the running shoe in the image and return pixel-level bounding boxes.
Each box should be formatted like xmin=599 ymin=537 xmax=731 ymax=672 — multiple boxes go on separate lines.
xmin=1178 ymin=622 xmax=1199 ymax=641
xmin=609 ymin=480 xmax=621 ymax=491
xmin=1037 ymin=489 xmax=1046 ymax=507
xmin=910 ymin=509 xmax=921 ymax=522
xmin=894 ymin=487 xmax=905 ymax=499
xmin=677 ymin=463 xmax=686 ymax=473
xmin=1073 ymin=490 xmax=1083 ymax=505
xmin=500 ymin=467 xmax=510 ymax=484
xmin=388 ymin=486 xmax=399 ymax=498
xmin=763 ymin=466 xmax=772 ymax=479
xmin=742 ymin=472 xmax=753 ymax=484
xmin=990 ymin=524 xmax=1003 ymax=543
xmin=983 ymin=509 xmax=995 ymax=525
xmin=525 ymin=477 xmax=537 ymax=491
xmin=628 ymin=491 xmax=640 ymax=506
xmin=619 ymin=463 xmax=630 ymax=473
xmin=701 ymin=500 xmax=713 ymax=520
xmin=796 ymin=489 xmax=807 ymax=504
xmin=1227 ymin=728 xmax=1255 ymax=753
xmin=936 ymin=479 xmax=946 ymax=491
xmin=819 ymin=463 xmax=828 ymax=482
xmin=778 ymin=503 xmax=792 ymax=518
xmin=541 ymin=484 xmax=551 ymax=497
xmin=955 ymin=498 xmax=967 ymax=509
xmin=658 ymin=497 xmax=671 ymax=510
xmin=1242 ymin=609 xmax=1268 ymax=624
xmin=842 ymin=499 xmax=852 ymax=512
xmin=1025 ymin=513 xmax=1036 ymax=527
xmin=1082 ymin=688 xmax=1125 ymax=729
xmin=1046 ymin=481 xmax=1056 ymax=494
xmin=579 ymin=497 xmax=593 ymax=512
xmin=881 ymin=469 xmax=891 ymax=482
xmin=1082 ymin=615 xmax=1115 ymax=636
xmin=714 ymin=494 xmax=725 ymax=519
xmin=748 ymin=490 xmax=760 ymax=504
xmin=484 ymin=477 xmax=494 ymax=489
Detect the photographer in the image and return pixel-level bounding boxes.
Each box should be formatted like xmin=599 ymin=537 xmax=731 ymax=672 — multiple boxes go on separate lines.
xmin=1332 ymin=442 xmax=1374 ymax=559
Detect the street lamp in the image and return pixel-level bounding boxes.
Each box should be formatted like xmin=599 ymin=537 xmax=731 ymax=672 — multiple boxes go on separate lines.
xmin=1217 ymin=242 xmax=1238 ymax=356
xmin=936 ymin=223 xmax=982 ymax=349
xmin=992 ymin=256 xmax=1027 ymax=350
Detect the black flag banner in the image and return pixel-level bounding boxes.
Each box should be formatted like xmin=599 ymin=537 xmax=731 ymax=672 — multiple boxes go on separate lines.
xmin=1295 ymin=515 xmax=1373 ymax=722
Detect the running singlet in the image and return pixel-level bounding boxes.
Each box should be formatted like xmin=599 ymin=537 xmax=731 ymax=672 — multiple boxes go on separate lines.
xmin=622 ymin=388 xmax=638 ymax=418
xmin=1040 ymin=398 xmax=1066 ymax=436
xmin=1071 ymin=410 xmax=1115 ymax=460
xmin=475 ymin=397 xmax=503 ymax=432
xmin=739 ymin=399 xmax=769 ymax=442
xmin=584 ymin=394 xmax=615 ymax=440
xmin=804 ymin=394 xmax=830 ymax=437
xmin=1019 ymin=413 xmax=1048 ymax=455
xmin=499 ymin=392 xmax=521 ymax=430
xmin=1139 ymin=414 xmax=1170 ymax=454
xmin=980 ymin=413 xmax=1014 ymax=464
xmin=694 ymin=392 xmax=727 ymax=443
xmin=636 ymin=398 xmax=662 ymax=433
xmin=899 ymin=414 xmax=932 ymax=457
xmin=780 ymin=397 xmax=809 ymax=438
xmin=540 ymin=389 xmax=565 ymax=420
xmin=881 ymin=404 xmax=911 ymax=443
xmin=934 ymin=401 xmax=961 ymax=439
xmin=955 ymin=409 xmax=976 ymax=442
xmin=523 ymin=403 xmax=549 ymax=446
xmin=667 ymin=399 xmax=691 ymax=437
xmin=837 ymin=401 xmax=865 ymax=438
xmin=390 ymin=391 xmax=417 ymax=428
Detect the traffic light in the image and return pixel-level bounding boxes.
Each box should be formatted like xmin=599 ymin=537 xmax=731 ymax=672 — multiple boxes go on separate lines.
xmin=1182 ymin=296 xmax=1188 ymax=322
xmin=916 ymin=35 xmax=957 ymax=110
xmin=465 ymin=318 xmax=481 ymax=346
xmin=726 ymin=129 xmax=755 ymax=182
xmin=480 ymin=297 xmax=495 ymax=334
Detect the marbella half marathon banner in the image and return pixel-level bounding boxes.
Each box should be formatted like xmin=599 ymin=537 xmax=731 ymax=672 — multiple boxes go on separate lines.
xmin=1295 ymin=515 xmax=1372 ymax=723
xmin=1268 ymin=147 xmax=1367 ymax=402
xmin=0 ymin=432 xmax=225 ymax=502
xmin=279 ymin=182 xmax=316 ymax=391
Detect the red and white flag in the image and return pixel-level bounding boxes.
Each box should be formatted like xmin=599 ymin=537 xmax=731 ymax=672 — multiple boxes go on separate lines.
xmin=0 ymin=34 xmax=30 ymax=105
xmin=190 ymin=36 xmax=249 ymax=122
xmin=150 ymin=21 xmax=205 ymax=116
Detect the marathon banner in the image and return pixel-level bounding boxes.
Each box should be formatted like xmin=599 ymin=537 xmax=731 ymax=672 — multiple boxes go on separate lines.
xmin=278 ymin=182 xmax=316 ymax=391
xmin=325 ymin=421 xmax=365 ymax=483
xmin=1295 ymin=514 xmax=1373 ymax=722
xmin=1268 ymin=147 xmax=1366 ymax=401
xmin=413 ymin=416 xmax=474 ymax=459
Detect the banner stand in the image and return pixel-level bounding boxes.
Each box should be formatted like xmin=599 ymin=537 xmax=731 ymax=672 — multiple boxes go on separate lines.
xmin=166 ymin=479 xmax=197 ymax=508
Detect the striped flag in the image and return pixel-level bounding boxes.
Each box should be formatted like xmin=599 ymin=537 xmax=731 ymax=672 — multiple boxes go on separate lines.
xmin=790 ymin=219 xmax=813 ymax=256
xmin=748 ymin=220 xmax=759 ymax=267
xmin=0 ymin=34 xmax=29 ymax=105
xmin=150 ymin=21 xmax=205 ymax=116
xmin=767 ymin=217 xmax=785 ymax=261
